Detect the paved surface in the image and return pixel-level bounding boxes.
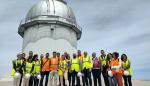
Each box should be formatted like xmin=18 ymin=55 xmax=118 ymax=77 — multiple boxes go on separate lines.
xmin=0 ymin=79 xmax=150 ymax=86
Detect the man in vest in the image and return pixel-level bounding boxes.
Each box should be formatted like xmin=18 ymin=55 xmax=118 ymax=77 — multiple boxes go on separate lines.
xmin=99 ymin=50 xmax=109 ymax=86
xmin=11 ymin=53 xmax=24 ymax=86
xmin=28 ymin=51 xmax=33 ymax=60
xmin=40 ymin=53 xmax=50 ymax=86
xmin=49 ymin=51 xmax=59 ymax=86
xmin=71 ymin=53 xmax=81 ymax=86
xmin=24 ymin=57 xmax=34 ymax=86
xmin=121 ymin=54 xmax=132 ymax=86
xmin=82 ymin=51 xmax=92 ymax=86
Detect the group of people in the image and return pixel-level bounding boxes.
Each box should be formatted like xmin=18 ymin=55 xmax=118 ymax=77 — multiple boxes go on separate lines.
xmin=11 ymin=50 xmax=132 ymax=86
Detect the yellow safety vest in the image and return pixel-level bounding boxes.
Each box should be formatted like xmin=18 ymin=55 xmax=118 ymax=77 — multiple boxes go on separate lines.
xmin=83 ymin=56 xmax=91 ymax=69
xmin=11 ymin=59 xmax=23 ymax=76
xmin=26 ymin=62 xmax=34 ymax=74
xmin=122 ymin=59 xmax=132 ymax=75
xmin=58 ymin=60 xmax=67 ymax=75
xmin=99 ymin=55 xmax=107 ymax=66
xmin=71 ymin=58 xmax=80 ymax=72
xmin=33 ymin=60 xmax=41 ymax=74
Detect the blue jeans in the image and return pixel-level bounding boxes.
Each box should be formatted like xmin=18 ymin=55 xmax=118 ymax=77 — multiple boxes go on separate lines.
xmin=108 ymin=76 xmax=117 ymax=86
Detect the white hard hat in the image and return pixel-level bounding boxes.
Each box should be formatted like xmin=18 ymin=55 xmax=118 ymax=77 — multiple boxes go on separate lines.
xmin=77 ymin=72 xmax=82 ymax=77
xmin=24 ymin=73 xmax=31 ymax=79
xmin=37 ymin=74 xmax=41 ymax=79
xmin=14 ymin=72 xmax=21 ymax=79
xmin=124 ymin=71 xmax=129 ymax=76
xmin=108 ymin=70 xmax=113 ymax=77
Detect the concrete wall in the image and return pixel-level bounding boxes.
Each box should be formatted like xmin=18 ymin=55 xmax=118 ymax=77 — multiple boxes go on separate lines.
xmin=22 ymin=24 xmax=77 ymax=56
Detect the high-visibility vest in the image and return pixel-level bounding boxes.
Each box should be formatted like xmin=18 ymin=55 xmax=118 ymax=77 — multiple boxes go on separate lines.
xmin=58 ymin=60 xmax=67 ymax=75
xmin=26 ymin=62 xmax=34 ymax=74
xmin=83 ymin=56 xmax=91 ymax=69
xmin=33 ymin=60 xmax=41 ymax=74
xmin=11 ymin=59 xmax=23 ymax=76
xmin=99 ymin=55 xmax=107 ymax=66
xmin=122 ymin=59 xmax=132 ymax=75
xmin=49 ymin=57 xmax=59 ymax=70
xmin=110 ymin=58 xmax=122 ymax=74
xmin=71 ymin=58 xmax=80 ymax=72
xmin=41 ymin=57 xmax=50 ymax=72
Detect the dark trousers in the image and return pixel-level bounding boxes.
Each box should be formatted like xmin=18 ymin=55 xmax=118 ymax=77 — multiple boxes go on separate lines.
xmin=72 ymin=70 xmax=80 ymax=86
xmin=102 ymin=66 xmax=109 ymax=86
xmin=92 ymin=69 xmax=102 ymax=86
xmin=40 ymin=71 xmax=50 ymax=86
xmin=29 ymin=76 xmax=34 ymax=86
xmin=68 ymin=70 xmax=72 ymax=86
xmin=34 ymin=76 xmax=40 ymax=86
xmin=123 ymin=75 xmax=132 ymax=86
xmin=83 ymin=69 xmax=92 ymax=86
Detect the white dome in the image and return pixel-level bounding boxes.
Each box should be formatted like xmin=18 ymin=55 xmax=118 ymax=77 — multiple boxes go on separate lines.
xmin=25 ymin=0 xmax=76 ymax=23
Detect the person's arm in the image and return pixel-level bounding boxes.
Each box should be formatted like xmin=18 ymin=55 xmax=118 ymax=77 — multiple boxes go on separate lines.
xmin=12 ymin=60 xmax=17 ymax=71
xmin=24 ymin=63 xmax=26 ymax=73
xmin=30 ymin=64 xmax=34 ymax=74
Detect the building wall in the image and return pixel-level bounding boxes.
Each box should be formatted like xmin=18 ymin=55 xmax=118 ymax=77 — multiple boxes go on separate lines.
xmin=22 ymin=24 xmax=77 ymax=55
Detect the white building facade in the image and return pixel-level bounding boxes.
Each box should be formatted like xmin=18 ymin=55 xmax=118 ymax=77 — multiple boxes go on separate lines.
xmin=18 ymin=0 xmax=82 ymax=55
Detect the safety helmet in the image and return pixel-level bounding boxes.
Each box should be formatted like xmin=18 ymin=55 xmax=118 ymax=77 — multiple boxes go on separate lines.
xmin=37 ymin=74 xmax=41 ymax=79
xmin=108 ymin=70 xmax=113 ymax=77
xmin=14 ymin=72 xmax=21 ymax=79
xmin=24 ymin=73 xmax=31 ymax=79
xmin=124 ymin=70 xmax=129 ymax=76
xmin=77 ymin=72 xmax=82 ymax=77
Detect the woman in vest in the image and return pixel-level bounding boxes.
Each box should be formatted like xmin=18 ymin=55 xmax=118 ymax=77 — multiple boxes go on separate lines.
xmin=24 ymin=57 xmax=34 ymax=86
xmin=71 ymin=53 xmax=80 ymax=86
xmin=92 ymin=52 xmax=102 ymax=86
xmin=112 ymin=52 xmax=123 ymax=86
xmin=121 ymin=54 xmax=132 ymax=86
xmin=82 ymin=51 xmax=92 ymax=86
xmin=58 ymin=54 xmax=69 ymax=86
xmin=107 ymin=53 xmax=117 ymax=86
xmin=33 ymin=54 xmax=41 ymax=86
xmin=66 ymin=54 xmax=72 ymax=86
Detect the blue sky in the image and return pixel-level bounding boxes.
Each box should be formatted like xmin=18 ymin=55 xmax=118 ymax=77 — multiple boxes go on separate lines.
xmin=0 ymin=0 xmax=150 ymax=80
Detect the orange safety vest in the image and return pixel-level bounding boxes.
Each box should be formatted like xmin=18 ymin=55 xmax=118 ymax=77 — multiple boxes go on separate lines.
xmin=49 ymin=57 xmax=59 ymax=70
xmin=41 ymin=57 xmax=50 ymax=72
xmin=110 ymin=58 xmax=122 ymax=74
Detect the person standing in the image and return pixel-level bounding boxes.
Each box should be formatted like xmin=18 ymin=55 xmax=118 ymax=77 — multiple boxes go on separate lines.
xmin=40 ymin=53 xmax=50 ymax=86
xmin=77 ymin=50 xmax=84 ymax=86
xmin=121 ymin=54 xmax=132 ymax=86
xmin=11 ymin=53 xmax=24 ymax=86
xmin=33 ymin=54 xmax=41 ymax=86
xmin=49 ymin=51 xmax=59 ymax=86
xmin=99 ymin=50 xmax=109 ymax=86
xmin=66 ymin=54 xmax=72 ymax=86
xmin=82 ymin=51 xmax=92 ymax=86
xmin=111 ymin=52 xmax=123 ymax=86
xmin=71 ymin=53 xmax=81 ymax=86
xmin=24 ymin=57 xmax=34 ymax=86
xmin=92 ymin=52 xmax=102 ymax=86
xmin=107 ymin=53 xmax=117 ymax=86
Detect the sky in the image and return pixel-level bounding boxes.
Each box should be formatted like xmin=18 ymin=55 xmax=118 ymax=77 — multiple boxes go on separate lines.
xmin=0 ymin=0 xmax=150 ymax=80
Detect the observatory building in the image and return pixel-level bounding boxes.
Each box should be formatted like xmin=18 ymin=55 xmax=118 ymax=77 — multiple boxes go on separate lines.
xmin=18 ymin=0 xmax=82 ymax=55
